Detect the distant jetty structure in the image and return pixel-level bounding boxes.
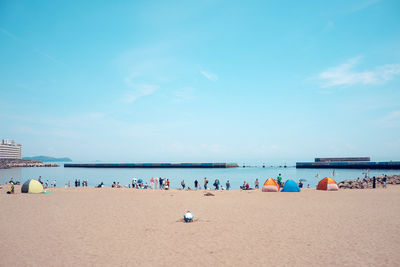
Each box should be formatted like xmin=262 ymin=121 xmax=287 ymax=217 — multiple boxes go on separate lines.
xmin=315 ymin=157 xmax=370 ymax=162
xmin=297 ymin=157 xmax=400 ymax=169
xmin=64 ymin=163 xmax=239 ymax=168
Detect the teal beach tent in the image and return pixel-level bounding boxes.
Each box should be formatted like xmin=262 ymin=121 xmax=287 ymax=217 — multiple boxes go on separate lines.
xmin=281 ymin=180 xmax=300 ymax=192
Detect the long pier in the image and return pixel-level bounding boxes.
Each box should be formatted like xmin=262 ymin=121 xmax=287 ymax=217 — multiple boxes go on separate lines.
xmin=296 ymin=161 xmax=400 ymax=169
xmin=64 ymin=163 xmax=239 ymax=168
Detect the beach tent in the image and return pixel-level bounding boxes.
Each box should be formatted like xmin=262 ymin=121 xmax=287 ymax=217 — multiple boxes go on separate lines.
xmin=281 ymin=180 xmax=300 ymax=192
xmin=262 ymin=178 xmax=279 ymax=192
xmin=21 ymin=179 xmax=44 ymax=194
xmin=317 ymin=177 xmax=339 ymax=191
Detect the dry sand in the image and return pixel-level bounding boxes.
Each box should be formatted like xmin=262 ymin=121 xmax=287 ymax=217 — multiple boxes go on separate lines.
xmin=1 ymin=185 xmax=399 ymax=266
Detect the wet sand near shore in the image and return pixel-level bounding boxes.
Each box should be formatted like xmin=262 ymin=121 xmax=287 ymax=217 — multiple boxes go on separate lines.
xmin=1 ymin=186 xmax=399 ymax=266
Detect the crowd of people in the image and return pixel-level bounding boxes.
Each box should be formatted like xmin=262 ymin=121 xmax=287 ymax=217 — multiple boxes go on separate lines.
xmin=3 ymin=173 xmax=392 ymax=192
xmin=88 ymin=174 xmax=310 ymax=190
xmin=5 ymin=175 xmax=300 ymax=191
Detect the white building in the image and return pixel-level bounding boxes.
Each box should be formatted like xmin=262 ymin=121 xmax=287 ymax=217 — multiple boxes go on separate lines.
xmin=0 ymin=139 xmax=22 ymax=159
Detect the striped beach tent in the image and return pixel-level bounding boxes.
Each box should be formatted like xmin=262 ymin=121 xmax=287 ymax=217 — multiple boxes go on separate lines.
xmin=317 ymin=177 xmax=338 ymax=191
xmin=21 ymin=179 xmax=44 ymax=194
xmin=262 ymin=178 xmax=280 ymax=192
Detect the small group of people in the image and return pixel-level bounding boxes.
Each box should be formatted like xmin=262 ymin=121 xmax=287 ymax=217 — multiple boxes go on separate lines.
xmin=108 ymin=177 xmax=172 ymax=189
xmin=74 ymin=179 xmax=88 ymax=187
xmin=152 ymin=177 xmax=170 ymax=190
xmin=38 ymin=176 xmax=56 ymax=188
xmin=131 ymin=178 xmax=153 ymax=189
xmin=239 ymin=178 xmax=260 ymax=190
xmin=112 ymin=181 xmax=122 ymax=188
xmin=179 ymin=178 xmax=232 ymax=190
xmin=39 ymin=177 xmax=87 ymax=188
xmin=356 ymin=175 xmax=388 ymax=189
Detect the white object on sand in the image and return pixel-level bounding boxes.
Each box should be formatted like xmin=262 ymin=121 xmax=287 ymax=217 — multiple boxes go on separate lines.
xmin=184 ymin=211 xmax=194 ymax=222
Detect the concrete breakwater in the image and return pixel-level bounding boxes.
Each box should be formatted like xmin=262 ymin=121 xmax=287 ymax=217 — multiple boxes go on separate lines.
xmin=0 ymin=159 xmax=59 ymax=169
xmin=296 ymin=161 xmax=400 ymax=169
xmin=64 ymin=163 xmax=239 ymax=168
xmin=338 ymin=175 xmax=400 ymax=189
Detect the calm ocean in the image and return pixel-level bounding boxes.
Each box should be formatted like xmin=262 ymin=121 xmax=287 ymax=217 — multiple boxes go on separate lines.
xmin=1 ymin=163 xmax=399 ymax=189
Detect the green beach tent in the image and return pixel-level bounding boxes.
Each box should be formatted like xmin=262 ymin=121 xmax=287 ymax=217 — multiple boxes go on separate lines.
xmin=21 ymin=179 xmax=44 ymax=194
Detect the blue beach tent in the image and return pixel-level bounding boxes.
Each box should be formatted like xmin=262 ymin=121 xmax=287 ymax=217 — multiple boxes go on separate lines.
xmin=281 ymin=180 xmax=301 ymax=192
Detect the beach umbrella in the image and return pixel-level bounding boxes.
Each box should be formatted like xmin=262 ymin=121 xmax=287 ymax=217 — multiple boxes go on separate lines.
xmin=21 ymin=179 xmax=44 ymax=194
xmin=317 ymin=177 xmax=338 ymax=191
xmin=262 ymin=178 xmax=279 ymax=192
xmin=281 ymin=180 xmax=300 ymax=192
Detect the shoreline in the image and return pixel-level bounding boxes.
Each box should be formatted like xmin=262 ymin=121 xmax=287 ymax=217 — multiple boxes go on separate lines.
xmin=3 ymin=175 xmax=400 ymax=191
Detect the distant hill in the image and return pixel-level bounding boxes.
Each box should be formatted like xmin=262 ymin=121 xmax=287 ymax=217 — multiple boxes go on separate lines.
xmin=23 ymin=156 xmax=72 ymax=162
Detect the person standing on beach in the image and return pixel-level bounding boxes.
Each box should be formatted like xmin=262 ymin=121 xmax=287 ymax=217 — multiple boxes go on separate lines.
xmin=277 ymin=174 xmax=282 ymax=187
xmin=150 ymin=177 xmax=154 ymax=189
xmin=255 ymin=179 xmax=259 ymax=189
xmin=373 ymin=176 xmax=376 ymax=189
xmin=167 ymin=179 xmax=170 ymax=189
xmin=159 ymin=177 xmax=163 ymax=190
xmin=194 ymin=179 xmax=198 ymax=189
xmin=155 ymin=177 xmax=158 ymax=189
xmin=382 ymin=175 xmax=387 ymax=188
xmin=204 ymin=178 xmax=208 ymax=190
xmin=181 ymin=180 xmax=185 ymax=189
xmin=226 ymin=180 xmax=230 ymax=190
xmin=213 ymin=179 xmax=220 ymax=190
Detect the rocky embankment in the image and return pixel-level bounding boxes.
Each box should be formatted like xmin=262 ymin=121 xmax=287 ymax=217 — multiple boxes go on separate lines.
xmin=338 ymin=175 xmax=400 ymax=189
xmin=0 ymin=159 xmax=59 ymax=169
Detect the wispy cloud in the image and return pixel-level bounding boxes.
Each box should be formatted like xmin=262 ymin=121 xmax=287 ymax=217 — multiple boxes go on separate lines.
xmin=350 ymin=0 xmax=381 ymax=12
xmin=0 ymin=26 xmax=58 ymax=63
xmin=173 ymin=87 xmax=195 ymax=103
xmin=0 ymin=27 xmax=18 ymax=40
xmin=33 ymin=49 xmax=59 ymax=63
xmin=201 ymin=70 xmax=218 ymax=82
xmin=123 ymin=84 xmax=159 ymax=103
xmin=314 ymin=56 xmax=400 ymax=88
xmin=380 ymin=110 xmax=400 ymax=127
xmin=122 ymin=74 xmax=159 ymax=103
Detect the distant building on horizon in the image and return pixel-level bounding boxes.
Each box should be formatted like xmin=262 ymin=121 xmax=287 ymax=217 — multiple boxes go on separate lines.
xmin=0 ymin=138 xmax=22 ymax=159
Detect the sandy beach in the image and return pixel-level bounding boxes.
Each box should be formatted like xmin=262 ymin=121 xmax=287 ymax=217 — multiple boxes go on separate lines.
xmin=1 ymin=186 xmax=399 ymax=266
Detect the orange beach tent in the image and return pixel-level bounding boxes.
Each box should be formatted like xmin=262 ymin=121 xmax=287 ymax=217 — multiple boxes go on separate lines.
xmin=262 ymin=178 xmax=280 ymax=192
xmin=317 ymin=177 xmax=338 ymax=191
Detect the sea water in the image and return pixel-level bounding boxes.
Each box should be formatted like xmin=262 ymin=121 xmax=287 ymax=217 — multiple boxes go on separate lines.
xmin=1 ymin=164 xmax=399 ymax=189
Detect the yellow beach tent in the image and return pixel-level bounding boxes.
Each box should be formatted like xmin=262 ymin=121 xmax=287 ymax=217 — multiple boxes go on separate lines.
xmin=21 ymin=179 xmax=44 ymax=194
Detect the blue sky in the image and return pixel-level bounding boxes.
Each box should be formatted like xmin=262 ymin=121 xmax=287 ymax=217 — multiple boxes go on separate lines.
xmin=1 ymin=0 xmax=400 ymax=163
